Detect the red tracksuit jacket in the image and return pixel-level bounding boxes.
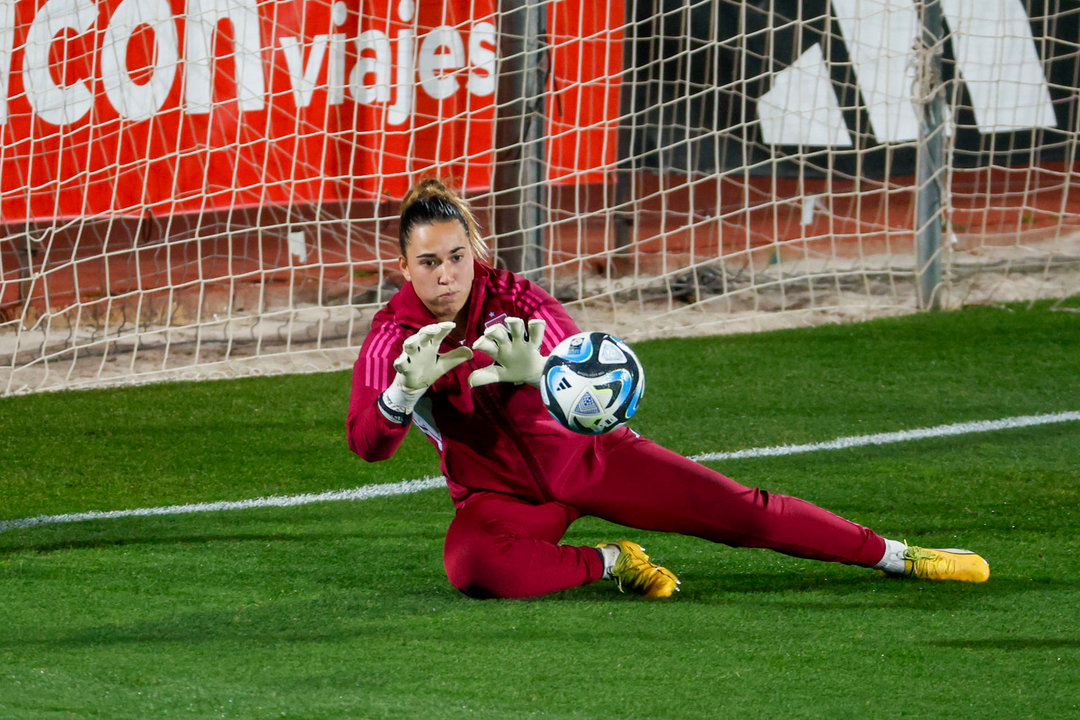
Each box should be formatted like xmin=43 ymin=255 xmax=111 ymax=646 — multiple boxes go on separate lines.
xmin=347 ymin=261 xmax=616 ymax=507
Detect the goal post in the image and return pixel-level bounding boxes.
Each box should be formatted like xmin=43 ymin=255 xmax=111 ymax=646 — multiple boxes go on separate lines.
xmin=1 ymin=0 xmax=1077 ymax=395
xmin=914 ymin=0 xmax=948 ymax=310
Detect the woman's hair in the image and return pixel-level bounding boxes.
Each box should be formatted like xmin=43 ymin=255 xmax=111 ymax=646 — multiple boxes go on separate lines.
xmin=399 ymin=179 xmax=489 ymax=261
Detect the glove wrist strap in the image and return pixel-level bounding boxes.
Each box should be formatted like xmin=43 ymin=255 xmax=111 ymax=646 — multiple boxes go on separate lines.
xmin=378 ymin=376 xmax=426 ymax=424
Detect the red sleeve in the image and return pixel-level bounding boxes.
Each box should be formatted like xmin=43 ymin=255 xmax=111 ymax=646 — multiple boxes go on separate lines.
xmin=346 ymin=312 xmax=411 ymax=462
xmin=531 ymin=293 xmax=580 ymax=353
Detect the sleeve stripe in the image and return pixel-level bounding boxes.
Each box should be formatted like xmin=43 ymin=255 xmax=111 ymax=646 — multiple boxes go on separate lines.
xmin=533 ymin=304 xmax=564 ymax=354
xmin=363 ymin=325 xmax=405 ymax=389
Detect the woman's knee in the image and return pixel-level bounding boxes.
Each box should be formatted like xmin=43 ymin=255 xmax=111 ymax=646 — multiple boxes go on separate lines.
xmin=444 ymin=538 xmax=517 ymax=599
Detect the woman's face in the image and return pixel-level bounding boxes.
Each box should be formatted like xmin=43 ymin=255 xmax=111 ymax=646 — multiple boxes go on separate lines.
xmin=400 ymin=220 xmax=475 ymax=324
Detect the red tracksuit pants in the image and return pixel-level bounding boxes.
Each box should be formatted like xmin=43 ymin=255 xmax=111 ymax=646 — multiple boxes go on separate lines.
xmin=443 ymin=431 xmax=887 ymax=599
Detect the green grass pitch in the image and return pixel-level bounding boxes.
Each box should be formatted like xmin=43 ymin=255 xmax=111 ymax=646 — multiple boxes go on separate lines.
xmin=1 ymin=298 xmax=1078 ymax=719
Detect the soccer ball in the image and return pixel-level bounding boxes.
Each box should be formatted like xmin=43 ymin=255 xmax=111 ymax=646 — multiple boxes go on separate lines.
xmin=540 ymin=331 xmax=645 ymax=435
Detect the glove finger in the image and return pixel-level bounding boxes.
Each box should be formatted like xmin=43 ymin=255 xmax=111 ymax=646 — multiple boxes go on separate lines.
xmin=429 ymin=321 xmax=457 ymax=344
xmin=526 ymin=318 xmax=546 ymax=349
xmin=402 ymin=334 xmax=422 ymax=356
xmin=505 ymin=317 xmax=526 ymax=342
xmin=467 ymin=365 xmax=504 ymax=388
xmin=485 ymin=322 xmax=511 ymax=345
xmin=392 ymin=351 xmax=411 ymax=374
xmin=471 ymin=335 xmax=500 ymax=359
xmin=414 ymin=324 xmax=442 ymax=349
xmin=409 ymin=321 xmax=456 ymax=357
xmin=473 ymin=323 xmax=509 ymax=355
xmin=437 ymin=346 xmax=474 ymax=374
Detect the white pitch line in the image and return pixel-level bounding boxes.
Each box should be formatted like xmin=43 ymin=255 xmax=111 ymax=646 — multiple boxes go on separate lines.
xmin=2 ymin=411 xmax=1077 ymax=534
xmin=0 ymin=477 xmax=447 ymax=534
xmin=689 ymin=410 xmax=1080 ymax=462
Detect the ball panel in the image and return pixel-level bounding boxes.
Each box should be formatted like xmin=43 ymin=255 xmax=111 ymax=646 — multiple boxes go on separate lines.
xmin=560 ymin=333 xmax=595 ymax=363
xmin=597 ymin=337 xmax=628 ymax=365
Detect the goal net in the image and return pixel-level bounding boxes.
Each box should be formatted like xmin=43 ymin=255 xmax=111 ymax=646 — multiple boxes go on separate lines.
xmin=1 ymin=0 xmax=1077 ymax=394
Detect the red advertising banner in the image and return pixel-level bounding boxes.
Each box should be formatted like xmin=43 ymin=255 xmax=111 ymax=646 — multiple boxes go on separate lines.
xmin=0 ymin=0 xmax=622 ymax=224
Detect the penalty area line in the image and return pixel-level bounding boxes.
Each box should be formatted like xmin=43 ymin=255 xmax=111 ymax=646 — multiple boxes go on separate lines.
xmin=2 ymin=410 xmax=1077 ymax=534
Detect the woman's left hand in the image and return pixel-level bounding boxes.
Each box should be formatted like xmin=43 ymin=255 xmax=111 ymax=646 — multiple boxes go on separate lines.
xmin=468 ymin=317 xmax=547 ymax=387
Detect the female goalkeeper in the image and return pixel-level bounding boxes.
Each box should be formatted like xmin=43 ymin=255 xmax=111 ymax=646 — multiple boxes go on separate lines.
xmin=346 ymin=179 xmax=989 ymax=599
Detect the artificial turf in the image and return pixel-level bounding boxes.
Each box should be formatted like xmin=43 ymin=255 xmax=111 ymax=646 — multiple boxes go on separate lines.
xmin=1 ymin=298 xmax=1077 ymax=719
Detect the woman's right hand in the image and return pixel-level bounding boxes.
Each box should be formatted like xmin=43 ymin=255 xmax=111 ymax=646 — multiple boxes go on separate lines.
xmin=393 ymin=322 xmax=474 ymax=391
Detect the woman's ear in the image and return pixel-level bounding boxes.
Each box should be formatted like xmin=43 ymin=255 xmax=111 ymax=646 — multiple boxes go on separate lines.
xmin=398 ymin=255 xmax=411 ymax=283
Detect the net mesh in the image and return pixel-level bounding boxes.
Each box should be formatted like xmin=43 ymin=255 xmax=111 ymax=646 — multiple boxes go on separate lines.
xmin=1 ymin=0 xmax=1077 ymax=395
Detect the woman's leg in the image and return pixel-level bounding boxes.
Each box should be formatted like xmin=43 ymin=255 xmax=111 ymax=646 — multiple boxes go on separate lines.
xmin=443 ymin=491 xmax=606 ymax=598
xmin=560 ymin=430 xmax=886 ymax=567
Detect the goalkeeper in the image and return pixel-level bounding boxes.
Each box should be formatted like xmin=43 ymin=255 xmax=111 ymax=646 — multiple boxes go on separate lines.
xmin=346 ymin=179 xmax=990 ymax=599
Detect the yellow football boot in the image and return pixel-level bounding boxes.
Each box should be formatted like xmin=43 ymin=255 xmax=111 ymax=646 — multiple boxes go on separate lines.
xmin=903 ymin=545 xmax=990 ymax=583
xmin=603 ymin=540 xmax=681 ymax=598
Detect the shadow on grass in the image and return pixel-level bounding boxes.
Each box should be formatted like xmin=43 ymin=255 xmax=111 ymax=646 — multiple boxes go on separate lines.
xmin=649 ymin=571 xmax=1080 ymax=611
xmin=0 ymin=519 xmax=435 ymax=556
xmin=13 ymin=610 xmax=380 ymax=649
xmin=927 ymin=638 xmax=1080 ymax=650
xmin=0 ymin=532 xmax=360 ymax=556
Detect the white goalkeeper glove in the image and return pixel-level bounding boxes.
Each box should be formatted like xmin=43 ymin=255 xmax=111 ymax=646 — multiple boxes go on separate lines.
xmin=378 ymin=321 xmax=473 ymax=423
xmin=468 ymin=317 xmax=547 ymax=388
